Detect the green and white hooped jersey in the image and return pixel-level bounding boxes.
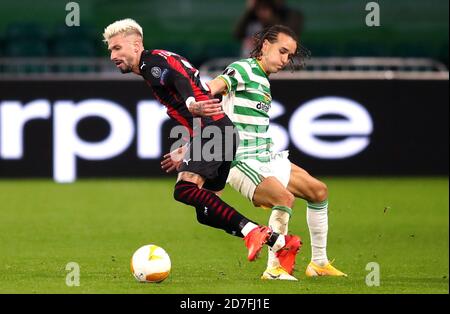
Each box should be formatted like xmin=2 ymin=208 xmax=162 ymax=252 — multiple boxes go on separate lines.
xmin=218 ymin=58 xmax=273 ymax=163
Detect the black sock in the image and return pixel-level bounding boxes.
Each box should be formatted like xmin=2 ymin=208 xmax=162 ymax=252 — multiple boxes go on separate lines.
xmin=266 ymin=232 xmax=282 ymax=247
xmin=174 ymin=180 xmax=253 ymax=237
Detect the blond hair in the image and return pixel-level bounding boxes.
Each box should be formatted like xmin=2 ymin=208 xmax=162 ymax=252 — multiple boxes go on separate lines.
xmin=103 ymin=18 xmax=143 ymax=43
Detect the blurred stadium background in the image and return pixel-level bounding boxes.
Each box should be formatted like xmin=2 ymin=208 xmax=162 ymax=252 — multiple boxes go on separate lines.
xmin=0 ymin=0 xmax=448 ymax=294
xmin=0 ymin=0 xmax=448 ymax=61
xmin=0 ymin=0 xmax=448 ymax=73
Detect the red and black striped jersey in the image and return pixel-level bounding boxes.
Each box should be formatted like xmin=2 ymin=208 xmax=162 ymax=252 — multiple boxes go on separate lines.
xmin=139 ymin=49 xmax=224 ymax=135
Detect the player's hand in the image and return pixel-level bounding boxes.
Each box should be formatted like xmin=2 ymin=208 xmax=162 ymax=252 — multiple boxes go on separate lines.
xmin=188 ymin=98 xmax=224 ymax=117
xmin=161 ymin=145 xmax=187 ymax=173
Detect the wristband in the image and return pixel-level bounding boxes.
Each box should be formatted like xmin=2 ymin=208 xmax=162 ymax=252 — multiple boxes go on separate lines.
xmin=185 ymin=97 xmax=196 ymax=109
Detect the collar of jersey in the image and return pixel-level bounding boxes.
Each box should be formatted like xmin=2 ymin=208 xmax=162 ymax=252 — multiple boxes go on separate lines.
xmin=254 ymin=59 xmax=269 ymax=78
xmin=139 ymin=50 xmax=150 ymax=74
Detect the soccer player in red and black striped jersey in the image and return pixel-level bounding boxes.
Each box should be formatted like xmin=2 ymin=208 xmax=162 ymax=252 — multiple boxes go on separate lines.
xmin=103 ymin=18 xmax=301 ymax=267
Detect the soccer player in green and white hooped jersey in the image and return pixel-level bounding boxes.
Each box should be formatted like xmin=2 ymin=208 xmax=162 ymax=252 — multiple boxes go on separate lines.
xmin=162 ymin=25 xmax=347 ymax=281
xmin=218 ymin=58 xmax=273 ymax=165
xmin=208 ymin=25 xmax=347 ymax=280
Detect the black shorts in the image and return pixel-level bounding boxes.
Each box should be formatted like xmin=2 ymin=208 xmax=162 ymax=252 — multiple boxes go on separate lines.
xmin=178 ymin=116 xmax=239 ymax=192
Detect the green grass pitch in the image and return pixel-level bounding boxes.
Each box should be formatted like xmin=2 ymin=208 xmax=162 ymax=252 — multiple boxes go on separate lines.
xmin=0 ymin=177 xmax=448 ymax=294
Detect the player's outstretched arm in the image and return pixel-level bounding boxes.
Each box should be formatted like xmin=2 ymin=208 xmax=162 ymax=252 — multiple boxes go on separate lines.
xmin=207 ymin=77 xmax=228 ymax=96
xmin=187 ymin=98 xmax=224 ymax=117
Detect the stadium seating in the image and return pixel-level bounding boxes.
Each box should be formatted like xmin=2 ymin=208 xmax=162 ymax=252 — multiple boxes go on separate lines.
xmin=0 ymin=0 xmax=447 ymax=73
xmin=51 ymin=25 xmax=99 ymax=72
xmin=4 ymin=22 xmax=49 ymax=57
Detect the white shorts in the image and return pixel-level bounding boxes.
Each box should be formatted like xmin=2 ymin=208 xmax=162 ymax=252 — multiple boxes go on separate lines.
xmin=227 ymin=150 xmax=292 ymax=202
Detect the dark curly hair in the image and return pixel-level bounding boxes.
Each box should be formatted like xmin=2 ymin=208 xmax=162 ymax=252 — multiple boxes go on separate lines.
xmin=250 ymin=24 xmax=311 ymax=70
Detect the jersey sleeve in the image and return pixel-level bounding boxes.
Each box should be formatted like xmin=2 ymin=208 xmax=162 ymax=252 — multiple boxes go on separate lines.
xmin=216 ymin=62 xmax=247 ymax=94
xmin=141 ymin=54 xmax=171 ymax=87
xmin=142 ymin=54 xmax=195 ymax=103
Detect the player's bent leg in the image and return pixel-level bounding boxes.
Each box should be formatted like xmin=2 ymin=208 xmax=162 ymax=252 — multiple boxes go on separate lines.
xmin=251 ymin=176 xmax=295 ymax=243
xmin=286 ymin=163 xmax=327 ymax=203
xmin=288 ymin=164 xmax=331 ymax=267
xmin=177 ymin=171 xmax=205 ymax=187
xmin=287 ymin=164 xmax=346 ymax=276
xmin=253 ymin=177 xmax=303 ymax=276
xmin=253 ymin=176 xmax=295 ymax=209
xmin=173 ymin=173 xmax=274 ymax=262
xmin=173 ymin=178 xmax=243 ymax=235
xmin=228 ymin=163 xmax=302 ymax=276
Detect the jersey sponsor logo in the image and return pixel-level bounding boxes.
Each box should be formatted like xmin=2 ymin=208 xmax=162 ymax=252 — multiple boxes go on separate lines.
xmin=256 ymin=102 xmax=271 ymax=113
xmin=151 ymin=67 xmax=162 ymax=78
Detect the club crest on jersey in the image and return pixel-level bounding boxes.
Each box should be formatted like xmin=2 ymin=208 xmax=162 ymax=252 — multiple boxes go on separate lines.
xmin=151 ymin=67 xmax=162 ymax=78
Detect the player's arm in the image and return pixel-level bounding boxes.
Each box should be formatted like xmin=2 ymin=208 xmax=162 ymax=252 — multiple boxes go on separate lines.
xmin=143 ymin=55 xmax=222 ymax=117
xmin=207 ymin=77 xmax=228 ymax=96
xmin=167 ymin=74 xmax=223 ymax=117
xmin=209 ymin=66 xmax=240 ymax=96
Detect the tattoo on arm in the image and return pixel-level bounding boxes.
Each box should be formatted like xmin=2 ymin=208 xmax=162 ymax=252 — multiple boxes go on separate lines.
xmin=190 ymin=102 xmax=203 ymax=116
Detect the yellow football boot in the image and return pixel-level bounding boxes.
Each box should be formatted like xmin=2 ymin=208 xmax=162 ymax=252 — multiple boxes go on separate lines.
xmin=261 ymin=266 xmax=298 ymax=281
xmin=305 ymin=260 xmax=347 ymax=277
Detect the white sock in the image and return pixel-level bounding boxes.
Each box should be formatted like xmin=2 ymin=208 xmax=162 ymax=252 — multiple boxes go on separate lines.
xmin=307 ymin=200 xmax=329 ymax=266
xmin=267 ymin=248 xmax=279 ymax=268
xmin=267 ymin=207 xmax=291 ymax=268
xmin=241 ymin=222 xmax=259 ymax=237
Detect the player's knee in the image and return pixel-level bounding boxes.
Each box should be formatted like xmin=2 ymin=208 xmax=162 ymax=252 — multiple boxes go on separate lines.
xmin=173 ymin=182 xmax=182 ymax=202
xmin=173 ymin=180 xmax=197 ymax=203
xmin=311 ymin=182 xmax=328 ymax=203
xmin=273 ymin=189 xmax=295 ymax=208
xmin=285 ymin=191 xmax=296 ymax=208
